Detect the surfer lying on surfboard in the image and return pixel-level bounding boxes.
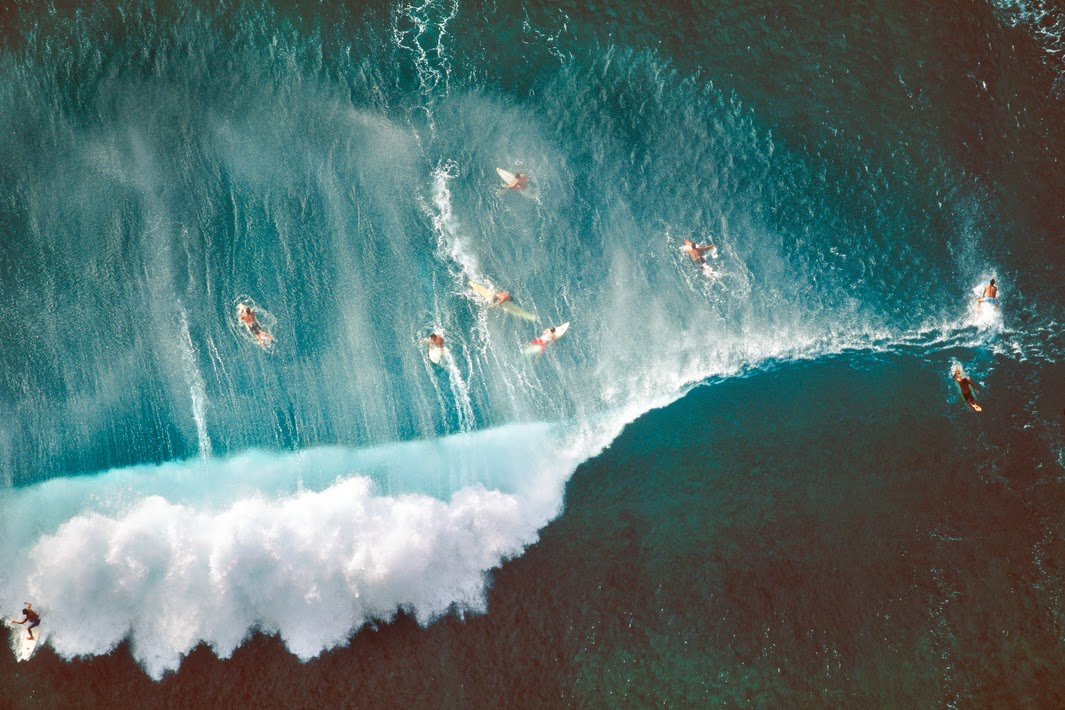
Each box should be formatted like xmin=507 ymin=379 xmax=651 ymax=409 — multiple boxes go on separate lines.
xmin=496 ymin=168 xmax=529 ymax=190
xmin=469 ymin=281 xmax=538 ymax=321
xmin=523 ymin=323 xmax=569 ymax=356
xmin=11 ymin=602 xmax=39 ymax=641
xmin=422 ymin=333 xmax=445 ymax=364
xmin=952 ymin=368 xmax=982 ymax=412
xmin=237 ymin=303 xmax=273 ymax=348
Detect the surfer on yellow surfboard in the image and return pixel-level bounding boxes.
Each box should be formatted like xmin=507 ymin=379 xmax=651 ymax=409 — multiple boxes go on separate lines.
xmin=469 ymin=281 xmax=538 ymax=322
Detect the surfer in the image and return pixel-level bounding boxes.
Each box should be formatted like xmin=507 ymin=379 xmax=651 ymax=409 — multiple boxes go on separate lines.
xmin=952 ymin=368 xmax=982 ymax=412
xmin=492 ymin=291 xmax=513 ymax=305
xmin=237 ymin=303 xmax=273 ymax=348
xmin=523 ymin=322 xmax=569 ymax=355
xmin=11 ymin=602 xmax=40 ymax=640
xmin=504 ymin=173 xmax=528 ymax=190
xmin=422 ymin=333 xmax=445 ymax=364
xmin=681 ymin=239 xmax=717 ymax=265
xmin=529 ymin=326 xmax=559 ymax=349
xmin=977 ymin=279 xmax=999 ymax=307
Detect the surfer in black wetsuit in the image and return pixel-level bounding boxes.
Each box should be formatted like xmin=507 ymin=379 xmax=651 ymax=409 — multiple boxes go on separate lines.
xmin=12 ymin=602 xmax=40 ymax=640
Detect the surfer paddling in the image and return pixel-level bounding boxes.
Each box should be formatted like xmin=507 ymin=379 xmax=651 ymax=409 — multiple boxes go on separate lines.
xmin=681 ymin=238 xmax=717 ymax=266
xmin=422 ymin=333 xmax=445 ymax=364
xmin=469 ymin=281 xmax=538 ymax=321
xmin=526 ymin=327 xmax=558 ymax=352
xmin=11 ymin=602 xmax=40 ymax=641
xmin=953 ymin=368 xmax=982 ymax=412
xmin=524 ymin=323 xmax=569 ymax=355
xmin=503 ymin=172 xmax=528 ymax=190
xmin=237 ymin=303 xmax=273 ymax=348
xmin=977 ymin=279 xmax=999 ymax=308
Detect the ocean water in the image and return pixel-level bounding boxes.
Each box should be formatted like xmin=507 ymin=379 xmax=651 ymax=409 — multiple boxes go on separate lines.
xmin=1 ymin=0 xmax=1063 ymax=705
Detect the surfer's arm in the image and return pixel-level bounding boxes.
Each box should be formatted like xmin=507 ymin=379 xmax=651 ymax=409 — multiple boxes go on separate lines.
xmin=11 ymin=617 xmax=25 ymax=625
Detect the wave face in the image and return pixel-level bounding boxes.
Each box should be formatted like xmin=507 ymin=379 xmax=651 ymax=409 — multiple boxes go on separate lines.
xmin=0 ymin=0 xmax=1061 ymax=677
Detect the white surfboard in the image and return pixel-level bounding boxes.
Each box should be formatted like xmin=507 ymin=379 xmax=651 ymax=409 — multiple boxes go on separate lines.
xmin=496 ymin=167 xmax=518 ymax=187
xmin=7 ymin=619 xmax=40 ymax=662
xmin=428 ymin=343 xmax=444 ymax=364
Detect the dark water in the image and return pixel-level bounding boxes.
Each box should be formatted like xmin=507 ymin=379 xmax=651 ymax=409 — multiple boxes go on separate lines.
xmin=1 ymin=0 xmax=1064 ymax=705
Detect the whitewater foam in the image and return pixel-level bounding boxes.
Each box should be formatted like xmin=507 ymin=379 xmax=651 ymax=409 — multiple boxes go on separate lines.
xmin=0 ymin=422 xmax=590 ymax=678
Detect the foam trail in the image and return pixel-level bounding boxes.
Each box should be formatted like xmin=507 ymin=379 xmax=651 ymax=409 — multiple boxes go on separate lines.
xmin=392 ymin=0 xmax=460 ymax=99
xmin=425 ymin=160 xmax=480 ymax=280
xmin=177 ymin=306 xmax=213 ymax=459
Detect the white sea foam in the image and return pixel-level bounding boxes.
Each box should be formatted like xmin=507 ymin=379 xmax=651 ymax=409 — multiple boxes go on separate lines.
xmin=0 ymin=422 xmax=592 ymax=679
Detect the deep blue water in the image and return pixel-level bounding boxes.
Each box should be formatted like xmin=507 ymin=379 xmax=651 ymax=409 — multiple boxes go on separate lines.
xmin=1 ymin=0 xmax=1064 ymax=704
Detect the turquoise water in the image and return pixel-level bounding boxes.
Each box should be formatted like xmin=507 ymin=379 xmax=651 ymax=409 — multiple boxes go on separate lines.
xmin=1 ymin=0 xmax=1064 ymax=705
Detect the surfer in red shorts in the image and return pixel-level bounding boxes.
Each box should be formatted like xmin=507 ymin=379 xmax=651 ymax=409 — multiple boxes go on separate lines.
xmin=952 ymin=368 xmax=982 ymax=412
xmin=11 ymin=602 xmax=40 ymax=640
xmin=529 ymin=326 xmax=559 ymax=349
xmin=237 ymin=303 xmax=273 ymax=348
